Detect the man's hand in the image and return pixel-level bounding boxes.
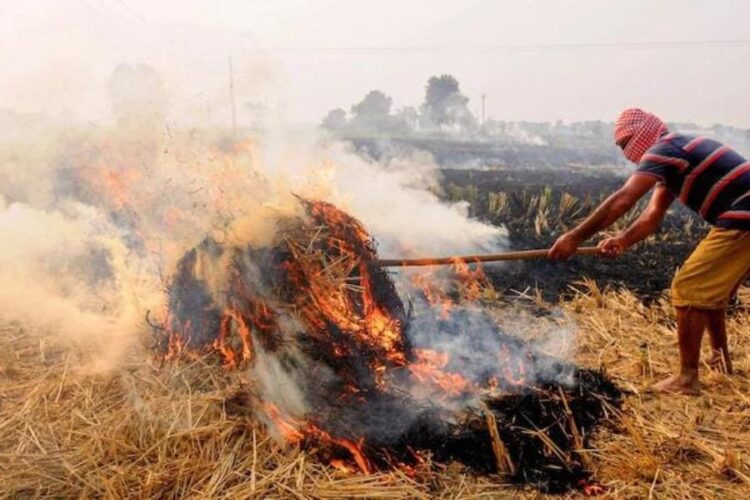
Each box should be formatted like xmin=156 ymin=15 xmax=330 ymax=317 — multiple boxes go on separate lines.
xmin=547 ymin=174 xmax=658 ymax=258
xmin=548 ymin=232 xmax=581 ymax=261
xmin=598 ymin=236 xmax=627 ymax=259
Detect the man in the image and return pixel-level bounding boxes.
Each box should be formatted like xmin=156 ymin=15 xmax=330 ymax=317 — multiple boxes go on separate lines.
xmin=549 ymin=108 xmax=750 ymax=395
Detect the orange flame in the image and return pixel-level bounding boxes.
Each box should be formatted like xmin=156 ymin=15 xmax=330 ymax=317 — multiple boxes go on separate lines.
xmin=161 ymin=199 xmax=541 ymax=475
xmin=409 ymin=349 xmax=474 ymax=396
xmin=263 ymin=403 xmax=305 ymax=443
xmin=262 ymin=403 xmax=372 ymax=474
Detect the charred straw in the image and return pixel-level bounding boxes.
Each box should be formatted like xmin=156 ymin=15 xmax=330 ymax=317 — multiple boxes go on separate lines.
xmin=154 ymin=197 xmax=622 ymax=493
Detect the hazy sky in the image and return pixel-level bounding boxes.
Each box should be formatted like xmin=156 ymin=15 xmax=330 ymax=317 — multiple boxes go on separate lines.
xmin=4 ymin=0 xmax=750 ymax=127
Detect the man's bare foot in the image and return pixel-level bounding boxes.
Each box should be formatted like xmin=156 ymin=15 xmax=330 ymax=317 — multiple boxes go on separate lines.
xmin=650 ymin=374 xmax=701 ymax=396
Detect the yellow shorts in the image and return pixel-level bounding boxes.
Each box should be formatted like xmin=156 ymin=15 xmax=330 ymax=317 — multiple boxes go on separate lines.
xmin=671 ymin=227 xmax=750 ymax=309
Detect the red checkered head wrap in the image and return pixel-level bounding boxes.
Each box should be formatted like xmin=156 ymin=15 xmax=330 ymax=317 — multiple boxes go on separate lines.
xmin=614 ymin=108 xmax=668 ymax=163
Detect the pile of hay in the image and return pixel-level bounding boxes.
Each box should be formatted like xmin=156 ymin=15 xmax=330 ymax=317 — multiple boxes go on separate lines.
xmin=2 ymin=282 xmax=750 ymax=498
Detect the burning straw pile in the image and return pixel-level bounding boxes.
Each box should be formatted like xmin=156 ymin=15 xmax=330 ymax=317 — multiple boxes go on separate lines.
xmin=154 ymin=197 xmax=621 ymax=493
xmin=6 ymin=210 xmax=750 ymax=497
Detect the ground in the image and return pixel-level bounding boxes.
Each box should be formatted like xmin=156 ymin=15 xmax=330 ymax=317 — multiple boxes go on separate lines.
xmin=2 ymin=166 xmax=749 ymax=498
xmin=2 ymin=281 xmax=750 ymax=498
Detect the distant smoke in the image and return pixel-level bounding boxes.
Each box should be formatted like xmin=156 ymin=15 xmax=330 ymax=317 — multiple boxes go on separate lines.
xmin=504 ymin=122 xmax=547 ymax=146
xmin=107 ymin=63 xmax=168 ymax=134
xmin=0 ymin=65 xmax=505 ymax=372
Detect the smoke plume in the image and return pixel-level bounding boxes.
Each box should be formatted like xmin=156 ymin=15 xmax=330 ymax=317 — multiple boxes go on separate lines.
xmin=0 ymin=78 xmax=505 ymax=373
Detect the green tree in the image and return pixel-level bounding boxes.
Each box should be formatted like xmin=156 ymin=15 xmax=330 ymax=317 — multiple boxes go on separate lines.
xmin=420 ymin=75 xmax=475 ymax=131
xmin=350 ymin=90 xmax=392 ymax=129
xmin=321 ymin=108 xmax=347 ymax=131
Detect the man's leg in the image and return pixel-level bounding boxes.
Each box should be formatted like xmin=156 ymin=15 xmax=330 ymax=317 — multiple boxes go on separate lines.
xmin=652 ymin=306 xmax=705 ymax=395
xmin=706 ymin=309 xmax=732 ymax=374
xmin=655 ymin=228 xmax=750 ymax=395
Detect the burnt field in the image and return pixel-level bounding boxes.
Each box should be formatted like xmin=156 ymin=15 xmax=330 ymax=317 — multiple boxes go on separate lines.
xmin=438 ymin=166 xmax=710 ymax=302
xmin=346 ymin=136 xmax=619 ymax=170
xmin=3 ymin=127 xmax=750 ymax=499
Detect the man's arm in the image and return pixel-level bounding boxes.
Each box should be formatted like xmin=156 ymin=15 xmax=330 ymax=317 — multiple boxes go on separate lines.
xmin=603 ymin=183 xmax=675 ymax=254
xmin=548 ymin=173 xmax=659 ymax=260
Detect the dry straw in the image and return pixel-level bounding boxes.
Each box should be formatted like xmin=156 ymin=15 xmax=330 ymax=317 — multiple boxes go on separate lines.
xmin=2 ymin=282 xmax=750 ymax=498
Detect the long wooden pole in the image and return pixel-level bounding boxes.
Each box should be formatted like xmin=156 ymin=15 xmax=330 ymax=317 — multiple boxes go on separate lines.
xmin=370 ymin=246 xmax=600 ymax=268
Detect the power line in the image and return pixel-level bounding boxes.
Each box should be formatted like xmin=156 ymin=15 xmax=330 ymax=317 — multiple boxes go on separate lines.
xmin=260 ymin=39 xmax=750 ymax=54
xmin=82 ymin=5 xmax=750 ymax=57
xmin=110 ymin=0 xmax=150 ymax=25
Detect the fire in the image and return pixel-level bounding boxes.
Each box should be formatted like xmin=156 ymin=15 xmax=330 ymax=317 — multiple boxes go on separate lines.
xmin=155 ymin=197 xmax=622 ymax=493
xmin=263 ymin=402 xmax=305 ymax=443
xmin=579 ymin=480 xmax=607 ymax=496
xmin=450 ymin=257 xmax=490 ymax=302
xmin=262 ymin=402 xmax=372 ymax=474
xmin=409 ymin=349 xmax=474 ymax=396
xmin=408 ymin=256 xmax=494 ymax=319
xmin=360 ymin=264 xmax=407 ymax=366
xmin=498 ymin=345 xmax=528 ymax=386
xmin=214 ymin=308 xmax=253 ymax=368
xmin=160 ymin=197 xmax=529 ymax=458
xmin=307 ymin=428 xmax=372 ymax=474
xmin=410 ymin=272 xmax=454 ymax=319
xmin=91 ymin=166 xmax=142 ymax=210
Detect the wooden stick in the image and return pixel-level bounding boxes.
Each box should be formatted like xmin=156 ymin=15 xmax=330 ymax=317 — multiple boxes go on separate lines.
xmin=371 ymin=246 xmax=600 ymax=268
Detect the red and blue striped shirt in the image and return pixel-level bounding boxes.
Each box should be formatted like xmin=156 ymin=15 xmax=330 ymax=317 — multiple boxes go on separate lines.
xmin=636 ymin=133 xmax=750 ymax=230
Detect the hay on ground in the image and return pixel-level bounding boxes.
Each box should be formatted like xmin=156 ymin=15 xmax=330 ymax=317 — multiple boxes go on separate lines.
xmin=1 ymin=283 xmax=750 ymax=498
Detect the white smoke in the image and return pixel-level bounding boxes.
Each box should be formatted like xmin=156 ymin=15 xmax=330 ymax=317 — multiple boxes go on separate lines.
xmin=505 ymin=122 xmax=547 ymax=146
xmin=0 ymin=105 xmax=506 ymax=374
xmin=0 ymin=197 xmax=148 ymax=371
xmin=327 ymin=143 xmax=505 ymax=257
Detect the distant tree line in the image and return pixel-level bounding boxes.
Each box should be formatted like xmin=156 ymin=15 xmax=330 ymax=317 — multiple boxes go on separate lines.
xmin=320 ymin=74 xmax=626 ymax=146
xmin=322 ymin=75 xmax=476 ymax=136
xmin=321 ymin=74 xmax=750 ymax=153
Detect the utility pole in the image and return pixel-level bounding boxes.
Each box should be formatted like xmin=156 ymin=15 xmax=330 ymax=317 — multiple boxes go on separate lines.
xmin=228 ymin=55 xmax=237 ymax=136
xmin=481 ymin=93 xmax=486 ymax=126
